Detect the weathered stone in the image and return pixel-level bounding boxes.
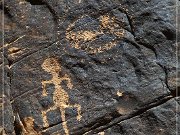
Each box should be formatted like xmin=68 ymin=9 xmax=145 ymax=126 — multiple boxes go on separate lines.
xmin=0 ymin=0 xmax=179 ymax=135
xmin=95 ymin=98 xmax=179 ymax=135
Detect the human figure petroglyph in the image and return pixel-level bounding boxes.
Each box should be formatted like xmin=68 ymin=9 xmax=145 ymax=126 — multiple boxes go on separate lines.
xmin=41 ymin=58 xmax=81 ymax=135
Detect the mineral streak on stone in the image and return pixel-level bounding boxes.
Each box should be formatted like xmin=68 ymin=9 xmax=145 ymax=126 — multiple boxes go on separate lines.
xmin=0 ymin=0 xmax=179 ymax=135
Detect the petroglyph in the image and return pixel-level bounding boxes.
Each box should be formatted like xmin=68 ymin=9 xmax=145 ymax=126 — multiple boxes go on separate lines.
xmin=8 ymin=47 xmax=22 ymax=56
xmin=41 ymin=58 xmax=82 ymax=135
xmin=117 ymin=91 xmax=123 ymax=97
xmin=98 ymin=131 xmax=105 ymax=135
xmin=0 ymin=35 xmax=25 ymax=49
xmin=66 ymin=14 xmax=125 ymax=54
xmin=17 ymin=115 xmax=40 ymax=135
xmin=0 ymin=128 xmax=7 ymax=135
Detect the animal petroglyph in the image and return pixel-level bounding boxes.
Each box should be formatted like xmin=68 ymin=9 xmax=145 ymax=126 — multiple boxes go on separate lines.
xmin=66 ymin=14 xmax=125 ymax=54
xmin=41 ymin=58 xmax=82 ymax=135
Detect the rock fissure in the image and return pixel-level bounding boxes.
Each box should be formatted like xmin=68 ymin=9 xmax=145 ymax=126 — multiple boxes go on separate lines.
xmin=83 ymin=95 xmax=173 ymax=135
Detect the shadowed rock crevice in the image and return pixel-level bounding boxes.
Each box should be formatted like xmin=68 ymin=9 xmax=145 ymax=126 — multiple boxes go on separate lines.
xmin=25 ymin=0 xmax=45 ymax=5
xmin=73 ymin=94 xmax=173 ymax=135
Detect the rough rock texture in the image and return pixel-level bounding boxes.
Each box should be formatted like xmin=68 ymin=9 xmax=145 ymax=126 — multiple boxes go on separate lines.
xmin=0 ymin=0 xmax=179 ymax=135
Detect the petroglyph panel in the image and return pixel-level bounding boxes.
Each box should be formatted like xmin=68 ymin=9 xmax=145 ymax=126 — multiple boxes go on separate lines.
xmin=66 ymin=13 xmax=127 ymax=54
xmin=3 ymin=0 xmax=177 ymax=134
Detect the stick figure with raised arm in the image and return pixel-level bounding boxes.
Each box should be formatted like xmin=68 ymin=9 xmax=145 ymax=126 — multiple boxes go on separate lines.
xmin=41 ymin=58 xmax=81 ymax=135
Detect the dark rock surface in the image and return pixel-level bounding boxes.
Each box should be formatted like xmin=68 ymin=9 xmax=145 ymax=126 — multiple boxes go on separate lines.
xmin=0 ymin=0 xmax=179 ymax=135
xmin=98 ymin=98 xmax=180 ymax=135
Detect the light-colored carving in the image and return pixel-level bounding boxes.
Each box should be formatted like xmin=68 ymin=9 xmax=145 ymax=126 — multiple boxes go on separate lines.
xmin=0 ymin=35 xmax=25 ymax=49
xmin=117 ymin=91 xmax=123 ymax=97
xmin=98 ymin=131 xmax=105 ymax=135
xmin=0 ymin=128 xmax=7 ymax=135
xmin=100 ymin=15 xmax=124 ymax=37
xmin=100 ymin=15 xmax=111 ymax=28
xmin=41 ymin=58 xmax=81 ymax=135
xmin=19 ymin=0 xmax=26 ymax=5
xmin=8 ymin=47 xmax=22 ymax=56
xmin=66 ymin=30 xmax=100 ymax=42
xmin=66 ymin=14 xmax=125 ymax=54
xmin=18 ymin=116 xmax=40 ymax=135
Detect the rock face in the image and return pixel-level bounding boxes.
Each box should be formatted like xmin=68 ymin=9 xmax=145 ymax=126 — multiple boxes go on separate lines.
xmin=0 ymin=0 xmax=179 ymax=135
